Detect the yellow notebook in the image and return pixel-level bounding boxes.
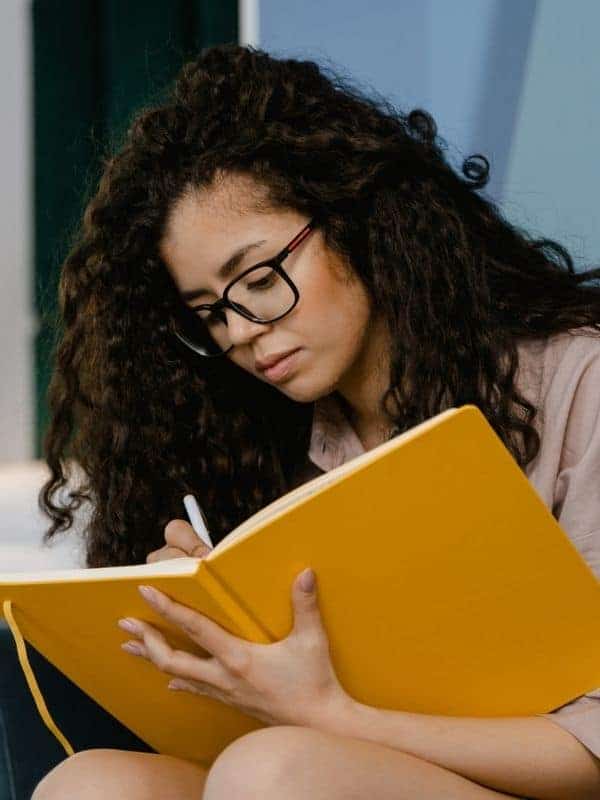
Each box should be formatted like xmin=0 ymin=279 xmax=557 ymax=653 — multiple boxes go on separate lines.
xmin=2 ymin=404 xmax=600 ymax=767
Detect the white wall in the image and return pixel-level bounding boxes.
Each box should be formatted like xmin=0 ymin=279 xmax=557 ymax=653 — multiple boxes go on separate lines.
xmin=239 ymin=0 xmax=260 ymax=47
xmin=0 ymin=0 xmax=33 ymax=463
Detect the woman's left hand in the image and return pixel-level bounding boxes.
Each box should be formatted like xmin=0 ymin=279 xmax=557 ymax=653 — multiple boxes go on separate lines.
xmin=118 ymin=567 xmax=351 ymax=728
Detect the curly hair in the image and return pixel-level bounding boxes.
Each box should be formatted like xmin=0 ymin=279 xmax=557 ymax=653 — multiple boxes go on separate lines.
xmin=40 ymin=43 xmax=600 ymax=567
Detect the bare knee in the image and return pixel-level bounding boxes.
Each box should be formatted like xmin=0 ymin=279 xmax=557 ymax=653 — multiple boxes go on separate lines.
xmin=203 ymin=726 xmax=323 ymax=799
xmin=32 ymin=750 xmax=114 ymax=799
xmin=31 ymin=748 xmax=204 ymax=800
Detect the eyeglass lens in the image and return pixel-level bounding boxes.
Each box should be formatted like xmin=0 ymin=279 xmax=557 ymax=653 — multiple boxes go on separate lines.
xmin=175 ymin=263 xmax=297 ymax=356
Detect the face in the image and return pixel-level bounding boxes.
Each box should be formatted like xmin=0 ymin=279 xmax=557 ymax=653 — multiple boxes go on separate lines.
xmin=159 ymin=176 xmax=380 ymax=404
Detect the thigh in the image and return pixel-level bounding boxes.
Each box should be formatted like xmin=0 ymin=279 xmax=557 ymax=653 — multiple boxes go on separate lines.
xmin=32 ymin=748 xmax=208 ymax=800
xmin=204 ymin=726 xmax=519 ymax=800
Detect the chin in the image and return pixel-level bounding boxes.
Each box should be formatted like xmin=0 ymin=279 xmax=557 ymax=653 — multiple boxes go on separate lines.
xmin=273 ymin=384 xmax=317 ymax=403
xmin=275 ymin=376 xmax=338 ymax=404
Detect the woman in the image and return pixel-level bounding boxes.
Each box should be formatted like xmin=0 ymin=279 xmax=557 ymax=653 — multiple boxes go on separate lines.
xmin=33 ymin=44 xmax=600 ymax=799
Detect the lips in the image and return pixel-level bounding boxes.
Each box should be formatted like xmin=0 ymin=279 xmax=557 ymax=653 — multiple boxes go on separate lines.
xmin=255 ymin=348 xmax=300 ymax=373
xmin=259 ymin=348 xmax=302 ymax=382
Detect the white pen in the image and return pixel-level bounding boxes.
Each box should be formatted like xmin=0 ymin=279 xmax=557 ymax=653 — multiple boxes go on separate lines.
xmin=183 ymin=494 xmax=214 ymax=549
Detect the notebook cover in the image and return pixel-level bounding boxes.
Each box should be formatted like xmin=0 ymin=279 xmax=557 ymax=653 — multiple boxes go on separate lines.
xmin=208 ymin=405 xmax=600 ymax=717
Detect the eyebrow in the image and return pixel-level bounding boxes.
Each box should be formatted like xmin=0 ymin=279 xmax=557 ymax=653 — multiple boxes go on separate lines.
xmin=180 ymin=240 xmax=267 ymax=302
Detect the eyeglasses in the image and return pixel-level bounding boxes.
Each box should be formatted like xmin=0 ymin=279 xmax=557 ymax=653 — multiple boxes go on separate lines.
xmin=172 ymin=219 xmax=316 ymax=357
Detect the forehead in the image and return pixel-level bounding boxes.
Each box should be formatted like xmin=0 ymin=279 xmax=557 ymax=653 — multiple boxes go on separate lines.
xmin=159 ymin=174 xmax=303 ymax=278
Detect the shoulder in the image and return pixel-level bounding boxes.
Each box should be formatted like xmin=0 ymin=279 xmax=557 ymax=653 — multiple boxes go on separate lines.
xmin=516 ymin=325 xmax=600 ymax=414
xmin=515 ymin=327 xmax=600 ymax=550
xmin=515 ymin=326 xmax=600 ymax=466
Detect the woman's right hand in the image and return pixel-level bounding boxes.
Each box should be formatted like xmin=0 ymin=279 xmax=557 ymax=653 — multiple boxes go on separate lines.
xmin=146 ymin=519 xmax=212 ymax=563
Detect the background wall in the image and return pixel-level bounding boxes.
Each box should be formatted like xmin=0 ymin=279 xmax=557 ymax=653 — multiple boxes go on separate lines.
xmin=503 ymin=0 xmax=600 ymax=269
xmin=260 ymin=0 xmax=538 ymax=203
xmin=32 ymin=0 xmax=238 ymax=458
xmin=1 ymin=0 xmax=599 ymax=463
xmin=261 ymin=0 xmax=600 ymax=262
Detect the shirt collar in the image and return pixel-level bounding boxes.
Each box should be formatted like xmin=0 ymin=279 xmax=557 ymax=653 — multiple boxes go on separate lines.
xmin=307 ymin=393 xmax=366 ymax=472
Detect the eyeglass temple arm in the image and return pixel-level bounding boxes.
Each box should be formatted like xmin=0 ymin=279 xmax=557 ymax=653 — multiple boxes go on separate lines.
xmin=281 ymin=220 xmax=315 ymax=257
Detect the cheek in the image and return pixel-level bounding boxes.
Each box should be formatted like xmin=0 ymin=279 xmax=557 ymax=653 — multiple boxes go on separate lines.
xmin=293 ymin=277 xmax=373 ymax=390
xmin=228 ymin=352 xmax=260 ymax=378
xmin=226 ymin=266 xmax=371 ymax=381
xmin=293 ymin=271 xmax=351 ymax=336
xmin=310 ymin=276 xmax=372 ymax=349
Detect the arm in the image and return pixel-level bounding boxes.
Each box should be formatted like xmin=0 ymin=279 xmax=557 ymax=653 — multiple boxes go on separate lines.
xmin=314 ymin=696 xmax=600 ymax=800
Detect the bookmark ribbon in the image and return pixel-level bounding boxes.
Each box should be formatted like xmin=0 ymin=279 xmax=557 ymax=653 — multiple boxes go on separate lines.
xmin=2 ymin=600 xmax=75 ymax=757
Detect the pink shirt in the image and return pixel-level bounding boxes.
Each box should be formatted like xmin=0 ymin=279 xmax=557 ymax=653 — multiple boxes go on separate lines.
xmin=298 ymin=327 xmax=600 ymax=760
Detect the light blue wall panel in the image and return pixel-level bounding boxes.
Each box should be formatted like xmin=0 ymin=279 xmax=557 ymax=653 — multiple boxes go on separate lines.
xmin=260 ymin=0 xmax=598 ymax=269
xmin=260 ymin=0 xmax=430 ymax=112
xmin=504 ymin=0 xmax=600 ymax=269
xmin=428 ymin=0 xmax=537 ymax=201
xmin=260 ymin=0 xmax=536 ymax=202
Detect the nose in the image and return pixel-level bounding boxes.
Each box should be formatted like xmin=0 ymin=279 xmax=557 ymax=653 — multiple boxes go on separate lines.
xmin=224 ymin=307 xmax=270 ymax=347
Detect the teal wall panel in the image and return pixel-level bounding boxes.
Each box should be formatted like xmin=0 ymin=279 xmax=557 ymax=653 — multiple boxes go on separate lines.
xmin=33 ymin=0 xmax=238 ymax=455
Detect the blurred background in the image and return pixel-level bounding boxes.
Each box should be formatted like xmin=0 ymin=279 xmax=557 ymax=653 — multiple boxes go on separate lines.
xmin=0 ymin=0 xmax=599 ymax=566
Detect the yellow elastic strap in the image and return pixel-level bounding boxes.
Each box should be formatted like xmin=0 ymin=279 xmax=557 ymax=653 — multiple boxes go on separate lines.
xmin=2 ymin=600 xmax=75 ymax=757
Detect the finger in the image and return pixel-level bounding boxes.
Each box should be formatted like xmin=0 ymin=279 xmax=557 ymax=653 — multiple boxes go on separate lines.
xmin=291 ymin=568 xmax=326 ymax=637
xmin=146 ymin=546 xmax=190 ymax=564
xmin=168 ymin=678 xmax=214 ymax=695
xmin=121 ymin=639 xmax=148 ymax=657
xmin=138 ymin=586 xmax=247 ymax=671
xmin=122 ymin=620 xmax=228 ymax=688
xmin=164 ymin=519 xmax=212 ymax=557
xmin=167 ymin=678 xmax=231 ymax=705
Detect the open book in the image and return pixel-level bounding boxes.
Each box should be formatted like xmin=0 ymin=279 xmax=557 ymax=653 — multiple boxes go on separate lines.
xmin=2 ymin=404 xmax=600 ymax=767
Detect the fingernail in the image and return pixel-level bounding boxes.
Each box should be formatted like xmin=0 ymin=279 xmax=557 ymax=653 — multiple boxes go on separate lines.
xmin=299 ymin=568 xmax=315 ymax=592
xmin=139 ymin=585 xmax=159 ymax=603
xmin=121 ymin=641 xmax=143 ymax=655
xmin=118 ymin=618 xmax=141 ymax=633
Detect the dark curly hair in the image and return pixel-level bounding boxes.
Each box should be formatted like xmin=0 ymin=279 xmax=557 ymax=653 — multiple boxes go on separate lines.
xmin=40 ymin=43 xmax=600 ymax=567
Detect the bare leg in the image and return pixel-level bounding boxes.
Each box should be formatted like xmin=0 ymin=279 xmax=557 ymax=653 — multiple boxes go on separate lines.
xmin=203 ymin=726 xmax=523 ymax=800
xmin=31 ymin=748 xmax=208 ymax=800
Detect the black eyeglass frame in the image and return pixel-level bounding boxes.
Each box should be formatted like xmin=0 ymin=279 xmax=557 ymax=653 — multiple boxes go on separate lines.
xmin=173 ymin=218 xmax=317 ymax=358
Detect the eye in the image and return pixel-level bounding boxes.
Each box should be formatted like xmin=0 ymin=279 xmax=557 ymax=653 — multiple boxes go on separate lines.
xmin=246 ymin=269 xmax=277 ymax=291
xmin=196 ymin=306 xmax=227 ymax=326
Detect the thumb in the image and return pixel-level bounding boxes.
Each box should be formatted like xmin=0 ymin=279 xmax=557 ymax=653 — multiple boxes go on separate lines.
xmin=291 ymin=568 xmax=322 ymax=635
